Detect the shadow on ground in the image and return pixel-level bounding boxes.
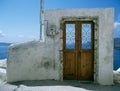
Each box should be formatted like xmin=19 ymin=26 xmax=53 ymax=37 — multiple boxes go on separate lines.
xmin=9 ymin=80 xmax=120 ymax=91
xmin=11 ymin=80 xmax=91 ymax=86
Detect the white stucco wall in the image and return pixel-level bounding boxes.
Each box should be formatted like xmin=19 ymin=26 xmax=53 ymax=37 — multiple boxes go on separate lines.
xmin=7 ymin=8 xmax=114 ymax=85
xmin=7 ymin=41 xmax=61 ymax=82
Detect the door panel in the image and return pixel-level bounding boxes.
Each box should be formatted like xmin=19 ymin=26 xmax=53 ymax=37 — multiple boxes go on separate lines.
xmin=63 ymin=21 xmax=94 ymax=81
xmin=80 ymin=52 xmax=93 ymax=80
xmin=63 ymin=22 xmax=77 ymax=80
xmin=63 ymin=52 xmax=76 ymax=80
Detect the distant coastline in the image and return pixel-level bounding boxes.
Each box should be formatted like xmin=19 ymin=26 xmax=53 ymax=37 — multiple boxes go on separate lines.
xmin=0 ymin=42 xmax=12 ymax=46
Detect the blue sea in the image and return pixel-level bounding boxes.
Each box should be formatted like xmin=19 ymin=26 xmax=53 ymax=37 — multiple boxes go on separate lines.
xmin=0 ymin=43 xmax=120 ymax=70
xmin=0 ymin=43 xmax=11 ymax=59
xmin=114 ymin=49 xmax=120 ymax=70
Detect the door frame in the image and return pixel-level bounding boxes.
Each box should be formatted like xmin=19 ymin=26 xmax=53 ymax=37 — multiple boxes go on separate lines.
xmin=60 ymin=17 xmax=99 ymax=82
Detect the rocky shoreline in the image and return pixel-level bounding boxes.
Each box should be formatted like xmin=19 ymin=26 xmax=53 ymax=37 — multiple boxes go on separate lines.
xmin=0 ymin=59 xmax=7 ymax=83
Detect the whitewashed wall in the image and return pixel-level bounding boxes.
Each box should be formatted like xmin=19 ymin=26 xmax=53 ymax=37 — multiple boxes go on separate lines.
xmin=7 ymin=41 xmax=61 ymax=82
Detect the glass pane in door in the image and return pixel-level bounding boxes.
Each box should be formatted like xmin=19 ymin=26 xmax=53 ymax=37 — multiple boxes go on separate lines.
xmin=66 ymin=24 xmax=75 ymax=49
xmin=82 ymin=24 xmax=91 ymax=49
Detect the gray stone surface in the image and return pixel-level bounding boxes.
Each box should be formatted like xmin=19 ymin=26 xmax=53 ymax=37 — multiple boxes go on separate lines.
xmin=0 ymin=81 xmax=120 ymax=91
xmin=0 ymin=59 xmax=7 ymax=81
xmin=7 ymin=8 xmax=114 ymax=85
xmin=0 ymin=59 xmax=6 ymax=68
xmin=0 ymin=84 xmax=17 ymax=91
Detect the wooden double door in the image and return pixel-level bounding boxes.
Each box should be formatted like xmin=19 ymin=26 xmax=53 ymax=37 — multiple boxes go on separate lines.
xmin=63 ymin=21 xmax=94 ymax=81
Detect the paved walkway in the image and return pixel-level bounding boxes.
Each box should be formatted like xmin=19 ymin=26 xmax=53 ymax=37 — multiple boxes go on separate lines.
xmin=0 ymin=80 xmax=120 ymax=91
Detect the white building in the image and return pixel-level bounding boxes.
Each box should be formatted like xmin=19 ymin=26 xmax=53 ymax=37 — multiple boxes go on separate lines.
xmin=7 ymin=8 xmax=114 ymax=85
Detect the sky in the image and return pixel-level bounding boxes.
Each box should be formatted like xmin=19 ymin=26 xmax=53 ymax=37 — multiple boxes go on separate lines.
xmin=0 ymin=0 xmax=120 ymax=43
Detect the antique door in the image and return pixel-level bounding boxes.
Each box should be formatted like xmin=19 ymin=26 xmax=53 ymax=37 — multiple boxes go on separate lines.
xmin=63 ymin=21 xmax=94 ymax=81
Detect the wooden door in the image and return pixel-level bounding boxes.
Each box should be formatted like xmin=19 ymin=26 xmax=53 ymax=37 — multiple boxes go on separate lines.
xmin=63 ymin=21 xmax=94 ymax=81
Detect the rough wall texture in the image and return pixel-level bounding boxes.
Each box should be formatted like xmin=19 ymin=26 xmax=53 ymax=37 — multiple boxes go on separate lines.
xmin=7 ymin=41 xmax=61 ymax=82
xmin=7 ymin=8 xmax=114 ymax=85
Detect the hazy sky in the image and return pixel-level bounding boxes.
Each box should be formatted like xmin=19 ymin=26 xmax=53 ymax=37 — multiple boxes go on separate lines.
xmin=0 ymin=0 xmax=120 ymax=43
